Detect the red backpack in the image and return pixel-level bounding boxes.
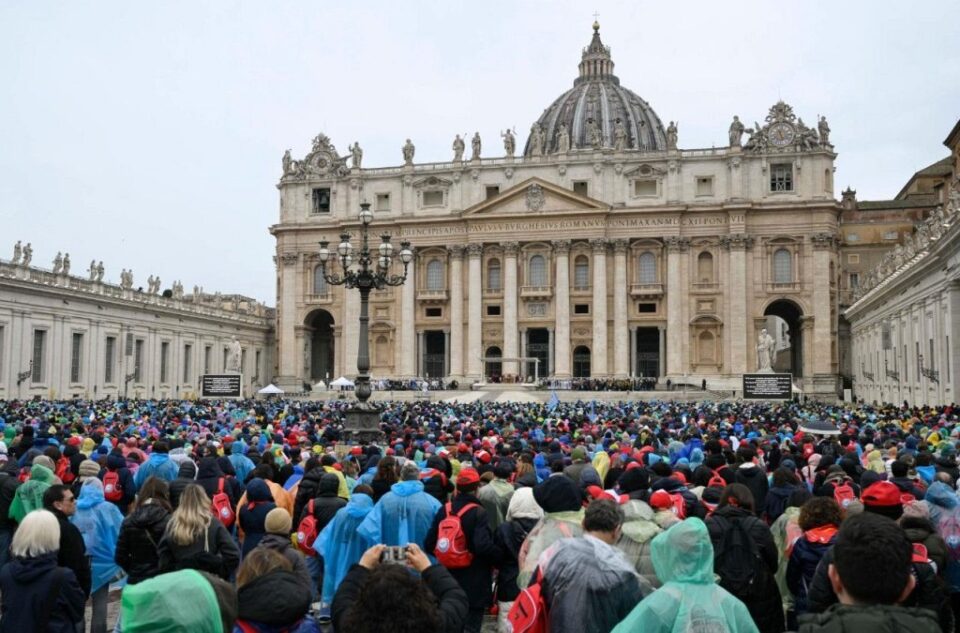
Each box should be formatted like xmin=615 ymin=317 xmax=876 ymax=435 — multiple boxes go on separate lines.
xmin=707 ymin=467 xmax=727 ymax=489
xmin=211 ymin=478 xmax=235 ymax=528
xmin=103 ymin=470 xmax=122 ymax=502
xmin=55 ymin=457 xmax=75 ymax=485
xmin=507 ymin=567 xmax=548 ymax=633
xmin=434 ymin=502 xmax=479 ymax=569
xmin=831 ymin=481 xmax=856 ymax=509
xmin=296 ymin=499 xmax=319 ymax=556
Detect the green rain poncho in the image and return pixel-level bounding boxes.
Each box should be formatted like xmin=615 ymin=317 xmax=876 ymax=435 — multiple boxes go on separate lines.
xmin=121 ymin=569 xmax=222 ymax=633
xmin=8 ymin=463 xmax=56 ymax=524
xmin=612 ymin=518 xmax=760 ymax=633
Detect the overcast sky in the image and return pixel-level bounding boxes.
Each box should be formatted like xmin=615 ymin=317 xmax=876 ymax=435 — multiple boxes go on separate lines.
xmin=2 ymin=1 xmax=958 ymax=304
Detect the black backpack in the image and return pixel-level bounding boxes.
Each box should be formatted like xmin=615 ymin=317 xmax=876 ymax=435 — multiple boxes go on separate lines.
xmin=713 ymin=515 xmax=769 ymax=600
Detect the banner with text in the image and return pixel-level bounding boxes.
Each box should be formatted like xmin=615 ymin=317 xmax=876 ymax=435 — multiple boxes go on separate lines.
xmin=742 ymin=373 xmax=793 ymax=400
xmin=201 ymin=374 xmax=243 ymax=399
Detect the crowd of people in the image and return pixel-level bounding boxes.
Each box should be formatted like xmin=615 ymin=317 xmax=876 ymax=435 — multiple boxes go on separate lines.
xmin=0 ymin=395 xmax=957 ymax=632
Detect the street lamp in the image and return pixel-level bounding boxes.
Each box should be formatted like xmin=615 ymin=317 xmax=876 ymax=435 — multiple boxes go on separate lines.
xmin=318 ymin=202 xmax=412 ymax=440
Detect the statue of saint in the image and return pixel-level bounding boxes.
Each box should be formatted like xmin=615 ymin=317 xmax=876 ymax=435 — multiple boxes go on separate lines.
xmin=282 ymin=149 xmax=292 ymax=175
xmin=147 ymin=274 xmax=155 ymax=293
xmin=226 ymin=336 xmax=243 ymax=373
xmin=11 ymin=241 xmax=21 ymax=265
xmin=349 ymin=142 xmax=363 ymax=169
xmin=452 ymin=134 xmax=465 ymax=161
xmin=89 ymin=259 xmax=97 ymax=280
xmin=728 ymin=116 xmax=745 ymax=147
xmin=666 ymin=121 xmax=679 ymax=151
xmin=529 ymin=124 xmax=544 ymax=157
xmin=471 ymin=132 xmax=482 ymax=160
xmin=501 ymin=128 xmax=516 ymax=157
xmin=62 ymin=253 xmax=70 ymax=276
xmin=818 ymin=116 xmax=831 ymax=146
xmin=613 ymin=118 xmax=627 ymax=152
xmin=52 ymin=252 xmax=63 ymax=274
xmin=95 ymin=261 xmax=104 ymax=282
xmin=21 ymin=243 xmax=32 ymax=267
xmin=585 ymin=118 xmax=601 ymax=149
xmin=402 ymin=139 xmax=415 ymax=165
xmin=557 ymin=122 xmax=570 ymax=154
xmin=756 ymin=328 xmax=776 ymax=372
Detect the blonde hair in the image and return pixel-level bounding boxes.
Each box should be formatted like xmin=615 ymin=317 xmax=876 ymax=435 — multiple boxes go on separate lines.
xmin=166 ymin=484 xmax=212 ymax=546
xmin=11 ymin=510 xmax=60 ymax=558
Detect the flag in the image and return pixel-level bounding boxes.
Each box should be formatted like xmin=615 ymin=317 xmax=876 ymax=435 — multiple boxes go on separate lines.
xmin=546 ymin=391 xmax=560 ymax=413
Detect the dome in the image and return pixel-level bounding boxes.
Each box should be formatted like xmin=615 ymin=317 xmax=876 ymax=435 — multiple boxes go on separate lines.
xmin=523 ymin=23 xmax=667 ymax=157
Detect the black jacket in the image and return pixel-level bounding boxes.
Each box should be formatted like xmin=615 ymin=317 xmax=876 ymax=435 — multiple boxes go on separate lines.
xmin=332 ymin=564 xmax=468 ymax=633
xmin=236 ymin=570 xmax=311 ymax=628
xmin=49 ymin=508 xmax=91 ymax=598
xmin=706 ymin=505 xmax=784 ymax=633
xmin=292 ymin=467 xmax=324 ymax=523
xmin=0 ymin=552 xmax=86 ymax=633
xmin=370 ymin=477 xmax=393 ymax=503
xmin=195 ymin=458 xmax=244 ymax=510
xmin=798 ymin=603 xmax=941 ymax=633
xmin=0 ymin=461 xmax=21 ymax=529
xmin=157 ymin=520 xmax=240 ymax=580
xmin=734 ymin=464 xmax=769 ymax=514
xmin=168 ymin=460 xmax=197 ymax=510
xmin=114 ymin=500 xmax=171 ymax=584
xmin=424 ymin=493 xmax=499 ymax=610
xmin=297 ymin=474 xmax=346 ymax=532
xmin=102 ymin=452 xmax=136 ymax=514
xmin=493 ymin=516 xmax=539 ymax=602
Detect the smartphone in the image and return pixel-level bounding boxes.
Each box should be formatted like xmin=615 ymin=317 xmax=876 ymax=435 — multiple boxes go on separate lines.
xmin=379 ymin=545 xmax=407 ymax=565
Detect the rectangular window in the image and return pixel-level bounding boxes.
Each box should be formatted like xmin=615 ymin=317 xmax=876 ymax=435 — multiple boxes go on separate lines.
xmin=70 ymin=332 xmax=83 ymax=383
xmin=572 ymin=181 xmax=589 ymax=197
xmin=425 ymin=307 xmax=442 ymax=318
xmin=695 ymin=176 xmax=714 ymax=196
xmin=204 ymin=345 xmax=212 ymax=374
xmin=160 ymin=341 xmax=169 ymax=383
xmin=32 ymin=330 xmax=46 ymax=382
xmin=241 ymin=349 xmax=247 ymax=375
xmin=375 ymin=193 xmax=391 ymax=212
xmin=770 ymin=163 xmax=793 ymax=192
xmin=847 ymin=254 xmax=860 ymax=264
xmin=883 ymin=231 xmax=899 ymax=241
xmin=255 ymin=350 xmax=261 ymax=379
xmin=634 ymin=180 xmax=657 ymax=197
xmin=183 ymin=344 xmax=192 ymax=383
xmin=485 ymin=185 xmax=500 ymax=199
xmin=125 ymin=332 xmax=134 ymax=356
xmin=422 ymin=190 xmax=444 ymax=206
xmin=222 ymin=347 xmax=229 ymax=372
xmin=311 ymin=188 xmax=331 ymax=214
xmin=105 ymin=336 xmax=116 ymax=383
xmin=849 ymin=273 xmax=859 ymax=289
xmin=637 ymin=303 xmax=657 ymax=314
xmin=134 ymin=340 xmax=144 ymax=382
xmin=486 ymin=305 xmax=501 ymax=316
xmin=845 ymin=234 xmax=860 ymax=243
xmin=574 ymin=303 xmax=590 ymax=315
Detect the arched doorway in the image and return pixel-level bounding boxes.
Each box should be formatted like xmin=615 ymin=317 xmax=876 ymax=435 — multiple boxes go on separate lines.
xmin=573 ymin=346 xmax=591 ymax=378
xmin=763 ymin=299 xmax=803 ymax=376
xmin=485 ymin=346 xmax=502 ymax=381
xmin=305 ymin=310 xmax=334 ymax=382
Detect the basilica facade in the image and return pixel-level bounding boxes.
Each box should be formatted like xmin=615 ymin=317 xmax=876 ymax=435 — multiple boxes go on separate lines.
xmin=271 ymin=24 xmax=842 ymax=398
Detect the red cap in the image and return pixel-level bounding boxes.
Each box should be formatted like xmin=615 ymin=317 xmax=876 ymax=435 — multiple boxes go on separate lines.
xmin=456 ymin=468 xmax=480 ymax=487
xmin=350 ymin=446 xmax=363 ymax=456
xmin=475 ymin=449 xmax=491 ymax=464
xmin=649 ymin=490 xmax=673 ymax=510
xmin=458 ymin=443 xmax=469 ymax=454
xmin=67 ymin=436 xmax=82 ymax=447
xmin=332 ymin=463 xmax=343 ymax=471
xmin=861 ymin=481 xmax=902 ymax=507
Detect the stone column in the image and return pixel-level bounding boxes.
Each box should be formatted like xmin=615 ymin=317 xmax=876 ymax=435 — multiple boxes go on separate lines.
xmin=547 ymin=327 xmax=554 ymax=378
xmin=553 ymin=240 xmax=572 ymax=377
xmin=811 ymin=234 xmax=835 ymax=377
xmin=658 ymin=325 xmax=667 ymax=378
xmin=629 ymin=327 xmax=637 ymax=377
xmin=342 ymin=284 xmax=360 ymax=378
xmin=466 ymin=244 xmax=484 ymax=380
xmin=591 ymin=238 xmax=609 ymax=377
xmin=443 ymin=330 xmax=450 ymax=377
xmin=612 ymin=239 xmax=629 ymax=377
xmin=519 ymin=327 xmax=527 ymax=377
xmin=417 ymin=330 xmax=425 ymax=376
xmin=722 ymin=234 xmax=753 ymax=374
xmin=665 ymin=237 xmax=690 ymax=376
xmin=396 ymin=249 xmax=417 ymax=376
xmin=502 ymin=242 xmax=520 ymax=377
xmin=276 ymin=253 xmax=300 ymax=389
xmin=448 ymin=246 xmax=464 ymax=380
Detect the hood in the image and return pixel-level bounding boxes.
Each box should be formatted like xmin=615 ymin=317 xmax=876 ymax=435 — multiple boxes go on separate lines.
xmin=8 ymin=551 xmax=59 ymax=583
xmin=345 ymin=493 xmax=375 ymax=519
xmin=925 ymin=481 xmax=958 ymax=509
xmin=916 ymin=465 xmax=936 ymax=486
xmin=28 ymin=463 xmax=56 ymax=484
xmin=77 ymin=478 xmax=105 ymax=508
xmin=507 ymin=487 xmax=544 ymax=521
xmin=106 ymin=452 xmax=127 ymax=471
xmin=620 ymin=499 xmax=660 ymax=544
xmin=217 ymin=457 xmax=236 ymax=477
xmin=231 ymin=441 xmax=247 ymax=456
xmin=533 ymin=476 xmax=581 ymax=513
xmin=318 ymin=473 xmax=340 ymax=496
xmin=237 ymin=570 xmax=311 ymax=625
xmin=177 ymin=459 xmax=197 ymax=480
xmin=390 ymin=479 xmax=425 ymax=497
xmin=120 ymin=569 xmax=223 ymax=633
xmin=128 ymin=501 xmax=170 ymax=529
xmin=148 ymin=452 xmax=171 ymax=465
xmin=196 ymin=457 xmax=224 ymax=480
xmin=651 ymin=517 xmax=714 ymax=584
xmin=246 ymin=478 xmax=273 ymax=503
xmin=736 ymin=463 xmax=763 ymax=478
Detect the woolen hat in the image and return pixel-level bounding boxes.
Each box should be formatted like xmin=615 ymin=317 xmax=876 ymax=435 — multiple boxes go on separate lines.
xmin=33 ymin=455 xmax=57 ymax=472
xmin=78 ymin=459 xmax=101 ymax=478
xmin=264 ymin=508 xmax=292 ymax=535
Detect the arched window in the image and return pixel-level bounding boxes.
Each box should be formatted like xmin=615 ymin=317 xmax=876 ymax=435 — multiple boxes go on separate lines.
xmin=697 ymin=251 xmax=714 ymax=283
xmin=487 ymin=258 xmax=501 ymax=291
xmin=313 ymin=266 xmax=328 ymax=295
xmin=375 ymin=335 xmax=389 ymax=365
xmin=638 ymin=252 xmax=657 ymax=284
xmin=426 ymin=259 xmax=444 ymax=291
xmin=529 ymin=255 xmax=547 ymax=286
xmin=773 ymin=248 xmax=792 ymax=283
xmin=574 ymin=255 xmax=590 ymax=288
xmin=699 ymin=331 xmax=716 ymax=363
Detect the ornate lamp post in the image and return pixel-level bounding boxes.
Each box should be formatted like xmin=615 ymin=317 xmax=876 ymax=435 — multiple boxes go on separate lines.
xmin=318 ymin=202 xmax=412 ymax=441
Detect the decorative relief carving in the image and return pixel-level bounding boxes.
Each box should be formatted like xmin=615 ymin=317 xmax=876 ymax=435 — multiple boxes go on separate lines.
xmin=612 ymin=239 xmax=630 ymax=254
xmin=279 ymin=253 xmax=299 ymax=266
xmin=664 ymin=236 xmax=690 ymax=253
xmin=811 ymin=233 xmax=838 ymax=249
xmin=525 ymin=184 xmax=545 ymax=212
xmin=590 ymin=238 xmax=609 ymax=253
xmin=552 ymin=239 xmax=571 ymax=255
xmin=502 ymin=242 xmax=520 ymax=256
xmin=719 ymin=234 xmax=754 ymax=250
xmin=447 ymin=245 xmax=465 ymax=258
xmin=466 ymin=243 xmax=484 ymax=257
xmin=527 ymin=302 xmax=547 ymax=316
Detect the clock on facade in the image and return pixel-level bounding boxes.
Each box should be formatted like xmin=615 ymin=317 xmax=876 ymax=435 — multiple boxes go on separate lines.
xmin=768 ymin=121 xmax=796 ymax=147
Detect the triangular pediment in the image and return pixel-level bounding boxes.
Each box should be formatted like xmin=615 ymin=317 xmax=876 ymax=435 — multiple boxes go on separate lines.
xmin=462 ymin=177 xmax=609 ymax=217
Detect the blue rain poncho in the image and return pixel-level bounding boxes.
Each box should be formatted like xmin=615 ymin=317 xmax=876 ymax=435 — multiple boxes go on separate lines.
xmin=133 ymin=452 xmax=179 ymax=489
xmin=612 ymin=518 xmax=759 ymax=633
xmin=315 ymin=493 xmax=374 ymax=603
xmin=356 ymin=480 xmax=441 ymax=548
xmin=228 ymin=441 xmax=255 ymax=483
xmin=71 ymin=479 xmax=125 ymax=592
xmin=924 ymin=481 xmax=960 ymax=592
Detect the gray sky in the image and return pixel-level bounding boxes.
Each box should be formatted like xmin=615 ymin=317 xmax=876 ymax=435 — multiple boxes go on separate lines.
xmin=2 ymin=1 xmax=958 ymax=304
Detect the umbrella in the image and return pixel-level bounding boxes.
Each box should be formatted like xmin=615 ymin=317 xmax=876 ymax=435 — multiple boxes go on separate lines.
xmin=799 ymin=418 xmax=840 ymax=436
xmin=257 ymin=384 xmax=284 ymax=395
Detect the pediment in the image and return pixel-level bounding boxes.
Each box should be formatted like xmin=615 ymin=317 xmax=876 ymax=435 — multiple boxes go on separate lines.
xmin=462 ymin=177 xmax=609 ymax=217
xmin=412 ymin=175 xmax=454 ymax=189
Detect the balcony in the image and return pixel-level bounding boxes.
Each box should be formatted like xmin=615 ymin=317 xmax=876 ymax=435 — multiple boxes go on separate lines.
xmin=483 ymin=287 xmax=503 ymax=298
xmin=630 ymin=283 xmax=663 ymax=297
xmin=417 ymin=289 xmax=448 ymax=303
xmin=766 ymin=281 xmax=800 ymax=293
xmin=521 ymin=285 xmax=553 ymax=299
xmin=571 ymin=284 xmax=592 ymax=296
xmin=306 ymin=292 xmax=332 ymax=304
xmin=691 ymin=282 xmax=719 ymax=293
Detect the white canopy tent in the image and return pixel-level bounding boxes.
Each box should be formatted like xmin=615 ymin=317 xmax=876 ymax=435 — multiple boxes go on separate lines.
xmin=330 ymin=376 xmax=355 ymax=389
xmin=257 ymin=384 xmax=284 ymax=395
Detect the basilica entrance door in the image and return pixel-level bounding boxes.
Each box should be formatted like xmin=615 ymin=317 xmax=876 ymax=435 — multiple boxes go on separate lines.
xmin=525 ymin=328 xmax=550 ymax=378
xmin=423 ymin=330 xmax=446 ymax=379
xmin=306 ymin=310 xmax=334 ymax=382
xmin=636 ymin=327 xmax=660 ymax=379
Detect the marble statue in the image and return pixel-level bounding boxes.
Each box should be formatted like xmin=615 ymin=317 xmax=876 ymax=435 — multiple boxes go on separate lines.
xmin=756 ymin=328 xmax=776 ymax=372
xmin=282 ymin=149 xmax=292 ymax=175
xmin=529 ymin=124 xmax=544 ymax=157
xmin=172 ymin=280 xmax=184 ymax=300
xmin=557 ymin=122 xmax=570 ymax=154
xmin=585 ymin=118 xmax=601 ymax=149
xmin=818 ymin=116 xmax=831 ymax=145
xmin=89 ymin=260 xmax=97 ymax=280
xmin=11 ymin=241 xmax=21 ymax=265
xmin=193 ymin=284 xmax=200 ymax=299
xmin=226 ymin=336 xmax=242 ymax=373
xmin=349 ymin=142 xmax=363 ymax=169
xmin=52 ymin=252 xmax=63 ymax=274
xmin=471 ymin=132 xmax=481 ymax=160
xmin=797 ymin=119 xmax=819 ymax=150
xmin=501 ymin=128 xmax=516 ymax=157
xmin=613 ymin=118 xmax=627 ymax=152
xmin=21 ymin=243 xmax=32 ymax=267
xmin=728 ymin=116 xmax=745 ymax=147
xmin=402 ymin=139 xmax=415 ymax=165
xmin=95 ymin=261 xmax=104 ymax=282
xmin=147 ymin=275 xmax=155 ymax=293
xmin=948 ymin=185 xmax=960 ymax=215
xmin=62 ymin=253 xmax=70 ymax=276
xmin=666 ymin=121 xmax=678 ymax=151
xmin=452 ymin=134 xmax=465 ymax=161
